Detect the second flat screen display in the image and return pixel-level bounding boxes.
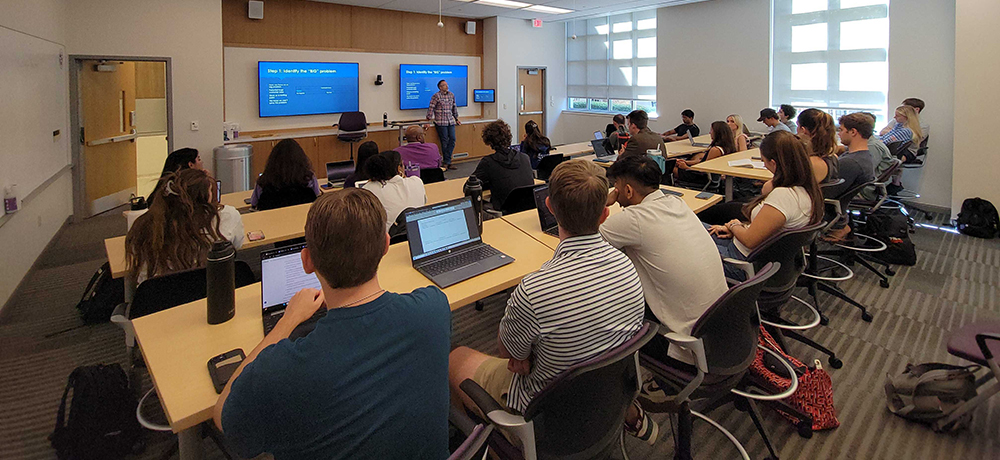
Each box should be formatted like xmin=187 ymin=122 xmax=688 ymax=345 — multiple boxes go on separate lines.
xmin=399 ymin=64 xmax=468 ymax=111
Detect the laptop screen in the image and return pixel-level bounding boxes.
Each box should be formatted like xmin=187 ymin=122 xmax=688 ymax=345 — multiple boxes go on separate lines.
xmin=594 ymin=130 xmax=604 ymax=140
xmin=532 ymin=185 xmax=558 ymax=231
xmin=326 ymin=161 xmax=355 ymax=183
xmin=591 ymin=139 xmax=612 ymax=158
xmin=405 ymin=198 xmax=481 ymax=262
xmin=260 ymin=243 xmax=322 ymax=312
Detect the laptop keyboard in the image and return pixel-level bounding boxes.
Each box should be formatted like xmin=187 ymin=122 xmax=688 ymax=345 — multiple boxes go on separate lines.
xmin=422 ymin=245 xmax=501 ymax=277
xmin=263 ymin=307 xmax=327 ymax=335
xmin=543 ymin=226 xmax=559 ymax=237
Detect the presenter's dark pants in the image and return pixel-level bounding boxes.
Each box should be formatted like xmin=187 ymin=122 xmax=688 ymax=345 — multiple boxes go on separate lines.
xmin=436 ymin=124 xmax=457 ymax=165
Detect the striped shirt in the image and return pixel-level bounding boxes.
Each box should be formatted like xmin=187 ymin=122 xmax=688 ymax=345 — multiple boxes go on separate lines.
xmin=427 ymin=91 xmax=459 ymax=126
xmin=882 ymin=121 xmax=914 ymax=145
xmin=498 ymin=233 xmax=645 ymax=413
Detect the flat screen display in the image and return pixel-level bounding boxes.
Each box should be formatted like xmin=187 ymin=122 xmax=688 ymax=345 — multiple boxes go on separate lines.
xmin=399 ymin=64 xmax=468 ymax=110
xmin=473 ymin=89 xmax=495 ymax=103
xmin=258 ymin=61 xmax=359 ymax=118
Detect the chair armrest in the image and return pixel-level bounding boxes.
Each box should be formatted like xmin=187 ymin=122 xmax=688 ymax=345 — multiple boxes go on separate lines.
xmin=460 ymin=379 xmax=537 ymax=460
xmin=824 ymin=198 xmax=842 ymax=216
xmin=731 ymin=345 xmax=799 ymax=401
xmin=759 ymin=295 xmax=822 ymax=331
xmin=484 ymin=209 xmax=502 ymax=217
xmin=722 ymin=258 xmax=755 ymax=280
xmin=110 ymin=303 xmax=135 ymax=348
xmin=976 ymin=333 xmax=1000 ymax=378
xmin=655 ymin=332 xmax=706 ymax=403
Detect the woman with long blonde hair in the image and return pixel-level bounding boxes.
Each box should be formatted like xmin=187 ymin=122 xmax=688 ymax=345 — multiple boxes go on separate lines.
xmin=881 ymin=105 xmax=923 ymax=161
xmin=726 ymin=114 xmax=750 ymax=151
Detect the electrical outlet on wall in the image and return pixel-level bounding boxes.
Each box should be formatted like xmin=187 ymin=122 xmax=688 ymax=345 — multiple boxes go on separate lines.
xmin=190 ymin=121 xmax=200 ymax=131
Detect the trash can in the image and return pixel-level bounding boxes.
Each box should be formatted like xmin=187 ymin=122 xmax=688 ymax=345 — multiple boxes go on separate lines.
xmin=213 ymin=144 xmax=253 ymax=194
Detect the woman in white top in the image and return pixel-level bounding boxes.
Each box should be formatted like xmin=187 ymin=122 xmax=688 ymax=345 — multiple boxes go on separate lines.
xmin=704 ymin=131 xmax=824 ymax=280
xmin=726 ymin=114 xmax=751 ymax=152
xmin=362 ymin=150 xmax=427 ymax=231
xmin=126 ymin=169 xmax=244 ymax=284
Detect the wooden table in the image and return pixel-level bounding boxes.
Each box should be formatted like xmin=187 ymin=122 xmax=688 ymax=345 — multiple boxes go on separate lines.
xmin=550 ymin=141 xmax=594 ymax=157
xmin=219 ymin=189 xmax=254 ymax=211
xmin=131 ymin=218 xmax=555 ymax=441
xmin=501 ymin=185 xmax=723 ymax=250
xmin=690 ymin=149 xmax=772 ymax=201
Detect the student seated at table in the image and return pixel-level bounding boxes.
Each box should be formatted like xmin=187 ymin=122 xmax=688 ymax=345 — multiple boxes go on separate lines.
xmin=126 ymin=168 xmax=244 ymax=284
xmin=758 ymin=108 xmax=792 ymax=134
xmin=363 ymin=150 xmax=427 ymax=231
xmin=788 ymin=108 xmax=839 ymax=187
xmin=251 ymin=139 xmax=321 ymax=210
xmin=858 ymin=112 xmax=895 ymax=201
xmin=704 ymin=131 xmax=824 ymax=281
xmin=344 ymin=140 xmax=379 ymax=188
xmin=621 ymin=110 xmax=668 ymax=160
xmin=472 ymin=120 xmax=534 ymax=210
xmin=395 ymin=125 xmax=442 ymax=177
xmin=449 ymin=160 xmax=647 ymax=438
xmin=727 ymin=114 xmax=751 ymax=152
xmin=604 ymin=113 xmax=627 ymax=152
xmin=600 ymin=156 xmax=728 ymax=442
xmin=661 ymin=109 xmax=700 ymax=142
xmin=879 ymin=105 xmax=924 ymax=162
xmin=214 ymin=188 xmax=451 ymax=460
xmin=146 ymin=147 xmax=204 ymax=206
xmin=675 ymin=121 xmax=735 ymax=182
xmin=519 ymin=120 xmax=552 ymax=169
xmin=823 ymin=113 xmax=876 ymax=241
xmin=779 ymin=104 xmax=798 ymax=133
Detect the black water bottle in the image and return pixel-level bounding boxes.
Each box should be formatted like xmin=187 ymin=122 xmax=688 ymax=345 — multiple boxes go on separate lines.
xmin=464 ymin=175 xmax=484 ymax=235
xmin=206 ymin=241 xmax=236 ymax=325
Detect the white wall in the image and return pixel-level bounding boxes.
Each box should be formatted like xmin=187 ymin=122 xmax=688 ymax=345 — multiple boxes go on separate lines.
xmin=66 ymin=0 xmax=224 ymax=172
xmin=0 ymin=0 xmax=73 ymax=310
xmin=951 ymin=0 xmax=1000 ymax=215
xmin=223 ymin=47 xmax=481 ymax=132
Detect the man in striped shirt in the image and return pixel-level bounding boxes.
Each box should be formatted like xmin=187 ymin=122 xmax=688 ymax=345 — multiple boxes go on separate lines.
xmin=426 ymin=80 xmax=461 ymax=170
xmin=449 ymin=160 xmax=651 ymax=438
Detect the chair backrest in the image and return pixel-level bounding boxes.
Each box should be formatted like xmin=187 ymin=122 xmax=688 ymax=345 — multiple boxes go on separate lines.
xmin=388 ymin=207 xmax=416 ymax=244
xmin=255 ymin=185 xmax=317 ymax=211
xmin=744 ymin=222 xmax=825 ymax=294
xmin=877 ymin=158 xmax=903 ymax=183
xmin=885 ymin=140 xmax=912 ymax=160
xmin=338 ymin=111 xmax=367 ymax=132
xmin=419 ymin=168 xmax=445 ymax=184
xmin=129 ymin=261 xmax=256 ymax=319
xmin=521 ymin=322 xmax=657 ymax=460
xmin=499 ymin=185 xmax=540 ymax=215
xmin=688 ymin=263 xmax=777 ymax=377
xmin=535 ymin=154 xmax=566 ymax=181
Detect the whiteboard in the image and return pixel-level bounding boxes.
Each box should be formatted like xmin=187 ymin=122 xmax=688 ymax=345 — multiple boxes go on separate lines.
xmin=0 ymin=26 xmax=70 ymax=199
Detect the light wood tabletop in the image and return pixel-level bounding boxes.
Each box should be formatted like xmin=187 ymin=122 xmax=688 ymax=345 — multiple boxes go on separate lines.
xmin=690 ymin=149 xmax=772 ymax=201
xmin=219 ymin=189 xmax=254 ymax=211
xmin=551 ymin=141 xmax=594 ymax=157
xmin=131 ymin=217 xmax=555 ymax=432
xmin=501 ymin=185 xmax=723 ymax=250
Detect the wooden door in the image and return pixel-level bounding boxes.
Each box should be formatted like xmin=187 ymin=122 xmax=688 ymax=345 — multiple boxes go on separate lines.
xmin=80 ymin=60 xmax=137 ymax=215
xmin=517 ymin=68 xmax=545 ymax=143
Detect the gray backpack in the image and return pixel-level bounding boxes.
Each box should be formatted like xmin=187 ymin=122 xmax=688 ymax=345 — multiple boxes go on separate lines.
xmin=885 ymin=363 xmax=980 ymax=432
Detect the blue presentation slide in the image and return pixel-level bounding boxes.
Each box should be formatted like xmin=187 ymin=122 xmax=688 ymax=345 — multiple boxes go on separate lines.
xmin=258 ymin=61 xmax=359 ymax=117
xmin=399 ymin=64 xmax=468 ymax=110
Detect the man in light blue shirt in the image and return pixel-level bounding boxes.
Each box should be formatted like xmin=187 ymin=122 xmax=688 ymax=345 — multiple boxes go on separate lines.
xmin=759 ymin=108 xmax=792 ymax=134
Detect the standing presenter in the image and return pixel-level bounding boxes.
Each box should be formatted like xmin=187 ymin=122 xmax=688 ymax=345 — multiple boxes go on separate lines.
xmin=427 ymin=80 xmax=461 ymax=170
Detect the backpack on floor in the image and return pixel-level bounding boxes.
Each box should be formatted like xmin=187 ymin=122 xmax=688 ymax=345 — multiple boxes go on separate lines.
xmin=75 ymin=262 xmax=124 ymax=324
xmin=885 ymin=363 xmax=980 ymax=432
xmin=50 ymin=364 xmax=143 ymax=460
xmin=862 ymin=207 xmax=917 ymax=266
xmin=956 ymin=198 xmax=999 ymax=239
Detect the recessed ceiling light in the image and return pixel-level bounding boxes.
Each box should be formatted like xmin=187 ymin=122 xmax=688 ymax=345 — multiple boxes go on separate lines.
xmin=524 ymin=5 xmax=573 ymax=14
xmin=475 ymin=0 xmax=531 ymax=9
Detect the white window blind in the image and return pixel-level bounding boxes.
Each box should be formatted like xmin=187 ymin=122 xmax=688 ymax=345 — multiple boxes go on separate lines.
xmin=567 ymin=10 xmax=657 ymax=115
xmin=771 ymin=0 xmax=890 ymax=122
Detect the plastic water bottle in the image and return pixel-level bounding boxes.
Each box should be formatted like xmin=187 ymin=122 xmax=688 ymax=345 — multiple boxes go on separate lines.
xmin=3 ymin=184 xmax=18 ymax=214
xmin=206 ymin=241 xmax=236 ymax=324
xmin=463 ymin=175 xmax=484 ymax=235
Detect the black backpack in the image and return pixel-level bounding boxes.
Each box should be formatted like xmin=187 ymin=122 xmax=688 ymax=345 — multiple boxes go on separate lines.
xmin=51 ymin=364 xmax=143 ymax=459
xmin=75 ymin=262 xmax=125 ymax=324
xmin=862 ymin=207 xmax=917 ymax=266
xmin=956 ymin=198 xmax=999 ymax=239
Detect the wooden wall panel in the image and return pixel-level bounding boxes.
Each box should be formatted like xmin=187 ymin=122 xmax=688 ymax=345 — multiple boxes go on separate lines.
xmin=222 ymin=0 xmax=483 ymax=56
xmin=134 ymin=62 xmax=166 ymax=99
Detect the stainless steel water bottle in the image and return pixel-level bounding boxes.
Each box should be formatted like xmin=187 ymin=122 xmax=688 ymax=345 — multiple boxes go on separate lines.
xmin=463 ymin=175 xmax=484 ymax=235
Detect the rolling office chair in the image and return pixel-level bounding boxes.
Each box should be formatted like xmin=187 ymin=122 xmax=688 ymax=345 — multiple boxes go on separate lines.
xmin=535 ymin=154 xmax=567 ymax=181
xmin=449 ymin=406 xmax=495 ymax=460
xmin=817 ymin=178 xmax=893 ymax=293
xmin=420 ymin=167 xmax=446 ymax=184
xmin=941 ymin=320 xmax=1000 ymax=432
xmin=460 ymin=322 xmax=657 ymax=460
xmin=254 ymin=185 xmax=317 ymax=211
xmin=388 ymin=207 xmax=417 ymax=244
xmin=337 ymin=111 xmax=368 ymax=160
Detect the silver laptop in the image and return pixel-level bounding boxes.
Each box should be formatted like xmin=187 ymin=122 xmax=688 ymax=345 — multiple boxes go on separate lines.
xmin=326 ymin=160 xmax=354 ymax=187
xmin=405 ymin=197 xmax=514 ymax=288
xmin=591 ymin=139 xmax=618 ymax=163
xmin=260 ymin=242 xmax=325 ymax=336
xmin=688 ymin=133 xmax=712 ymax=148
xmin=532 ymin=185 xmax=559 ymax=237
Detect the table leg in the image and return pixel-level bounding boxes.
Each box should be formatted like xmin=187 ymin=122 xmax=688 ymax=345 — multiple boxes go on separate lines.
xmin=725 ymin=177 xmax=734 ymax=202
xmin=178 ymin=427 xmax=204 ymax=460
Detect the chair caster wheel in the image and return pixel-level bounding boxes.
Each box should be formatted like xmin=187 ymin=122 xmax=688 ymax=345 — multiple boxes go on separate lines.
xmin=885 ymin=267 xmax=896 ymax=276
xmin=880 ymin=279 xmax=890 ymax=288
xmin=819 ymin=314 xmax=829 ymax=326
xmin=797 ymin=421 xmax=814 ymax=438
xmin=861 ymin=311 xmax=873 ymax=322
xmin=828 ymin=357 xmax=843 ymax=369
xmin=475 ymin=301 xmax=484 ymax=311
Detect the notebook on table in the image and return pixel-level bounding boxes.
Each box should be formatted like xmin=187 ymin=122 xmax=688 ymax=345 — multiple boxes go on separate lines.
xmin=260 ymin=242 xmax=326 ymax=338
xmin=591 ymin=139 xmax=618 ymax=163
xmin=532 ymin=185 xmax=560 ymax=237
xmin=404 ymin=197 xmax=514 ymax=288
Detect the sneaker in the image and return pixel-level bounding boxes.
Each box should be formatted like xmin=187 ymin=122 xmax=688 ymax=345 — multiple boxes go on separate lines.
xmin=886 ymin=183 xmax=904 ymax=196
xmin=624 ymin=401 xmax=659 ymax=445
xmin=640 ymin=374 xmax=668 ymax=404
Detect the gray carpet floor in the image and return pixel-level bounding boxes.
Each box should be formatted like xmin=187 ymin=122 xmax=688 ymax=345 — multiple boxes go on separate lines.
xmin=2 ymin=175 xmax=998 ymax=459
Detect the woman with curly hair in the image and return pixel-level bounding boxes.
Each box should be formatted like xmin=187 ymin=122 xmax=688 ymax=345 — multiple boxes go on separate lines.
xmin=472 ymin=120 xmax=535 ymax=210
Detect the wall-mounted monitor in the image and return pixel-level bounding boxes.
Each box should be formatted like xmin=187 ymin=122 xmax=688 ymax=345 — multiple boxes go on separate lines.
xmin=258 ymin=61 xmax=359 ymax=118
xmin=399 ymin=64 xmax=468 ymax=110
xmin=473 ymin=89 xmax=495 ymax=103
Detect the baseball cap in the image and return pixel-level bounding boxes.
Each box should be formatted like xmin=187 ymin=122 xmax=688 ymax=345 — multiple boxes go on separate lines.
xmin=758 ymin=108 xmax=778 ymax=122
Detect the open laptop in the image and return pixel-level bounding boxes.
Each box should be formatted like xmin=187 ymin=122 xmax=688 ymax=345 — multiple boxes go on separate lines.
xmin=688 ymin=134 xmax=712 ymax=148
xmin=260 ymin=242 xmax=326 ymax=337
xmin=325 ymin=160 xmax=355 ymax=187
xmin=591 ymin=139 xmax=618 ymax=163
xmin=594 ymin=130 xmax=604 ymax=140
xmin=532 ymin=185 xmax=559 ymax=237
xmin=404 ymin=197 xmax=514 ymax=288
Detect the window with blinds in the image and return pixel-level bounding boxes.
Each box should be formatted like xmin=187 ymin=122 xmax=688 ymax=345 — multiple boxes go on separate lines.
xmin=771 ymin=0 xmax=890 ymax=124
xmin=566 ymin=10 xmax=657 ymax=116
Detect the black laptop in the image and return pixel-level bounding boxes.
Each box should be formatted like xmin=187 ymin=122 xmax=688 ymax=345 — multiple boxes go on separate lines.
xmin=404 ymin=197 xmax=514 ymax=288
xmin=532 ymin=185 xmax=559 ymax=237
xmin=325 ymin=160 xmax=354 ymax=187
xmin=591 ymin=139 xmax=618 ymax=163
xmin=260 ymin=243 xmax=326 ymax=337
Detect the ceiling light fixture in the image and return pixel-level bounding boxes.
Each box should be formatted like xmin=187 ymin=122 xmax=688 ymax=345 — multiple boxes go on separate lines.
xmin=524 ymin=5 xmax=573 ymax=14
xmin=476 ymin=0 xmax=531 ymax=9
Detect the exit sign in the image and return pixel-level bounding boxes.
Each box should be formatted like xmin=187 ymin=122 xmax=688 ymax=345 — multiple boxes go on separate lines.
xmin=532 ymin=18 xmax=543 ymax=28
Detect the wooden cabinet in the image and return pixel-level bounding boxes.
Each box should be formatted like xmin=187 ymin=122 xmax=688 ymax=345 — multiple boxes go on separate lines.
xmin=246 ymin=140 xmax=275 ymax=181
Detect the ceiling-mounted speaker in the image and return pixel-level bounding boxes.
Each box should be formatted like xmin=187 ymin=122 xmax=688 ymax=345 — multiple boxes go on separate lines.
xmin=465 ymin=21 xmax=476 ymax=35
xmin=248 ymin=1 xmax=264 ymax=20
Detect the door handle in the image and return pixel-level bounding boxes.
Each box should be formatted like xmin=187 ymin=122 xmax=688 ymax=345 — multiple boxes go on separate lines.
xmin=87 ymin=128 xmax=137 ymax=146
xmin=518 ymin=111 xmax=543 ymax=116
